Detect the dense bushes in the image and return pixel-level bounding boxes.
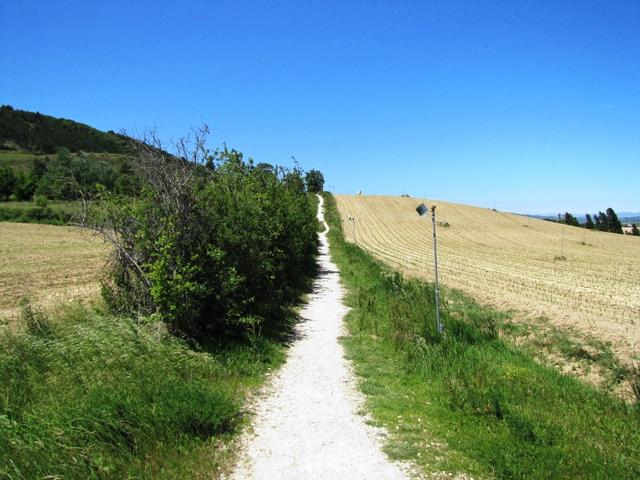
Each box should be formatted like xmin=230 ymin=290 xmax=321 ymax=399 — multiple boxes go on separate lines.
xmin=96 ymin=139 xmax=318 ymax=340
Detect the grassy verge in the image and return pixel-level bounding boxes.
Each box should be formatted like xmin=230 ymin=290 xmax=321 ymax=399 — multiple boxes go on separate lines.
xmin=0 ymin=304 xmax=286 ymax=479
xmin=323 ymin=192 xmax=640 ymax=479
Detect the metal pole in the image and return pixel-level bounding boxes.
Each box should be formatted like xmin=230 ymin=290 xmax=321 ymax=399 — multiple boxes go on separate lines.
xmin=349 ymin=217 xmax=357 ymax=244
xmin=353 ymin=218 xmax=356 ymax=244
xmin=431 ymin=206 xmax=443 ymax=334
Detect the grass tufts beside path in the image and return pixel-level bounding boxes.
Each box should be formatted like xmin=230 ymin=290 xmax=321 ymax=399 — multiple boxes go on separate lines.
xmin=0 ymin=304 xmax=285 ymax=479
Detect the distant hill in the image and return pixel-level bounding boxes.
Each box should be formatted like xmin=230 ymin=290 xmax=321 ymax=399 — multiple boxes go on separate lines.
xmin=0 ymin=105 xmax=132 ymax=155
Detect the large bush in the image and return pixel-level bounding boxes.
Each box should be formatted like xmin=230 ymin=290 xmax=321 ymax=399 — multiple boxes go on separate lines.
xmin=95 ymin=134 xmax=318 ymax=340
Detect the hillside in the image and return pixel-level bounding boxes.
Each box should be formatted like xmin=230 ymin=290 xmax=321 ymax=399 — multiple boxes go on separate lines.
xmin=335 ymin=195 xmax=640 ymax=365
xmin=0 ymin=105 xmax=131 ymax=154
xmin=0 ymin=107 xmax=143 ymax=204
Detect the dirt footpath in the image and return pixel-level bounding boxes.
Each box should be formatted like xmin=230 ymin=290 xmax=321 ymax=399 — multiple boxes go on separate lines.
xmin=229 ymin=194 xmax=411 ymax=480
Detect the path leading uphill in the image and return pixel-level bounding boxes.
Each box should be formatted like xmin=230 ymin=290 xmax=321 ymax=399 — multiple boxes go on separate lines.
xmin=229 ymin=194 xmax=411 ymax=480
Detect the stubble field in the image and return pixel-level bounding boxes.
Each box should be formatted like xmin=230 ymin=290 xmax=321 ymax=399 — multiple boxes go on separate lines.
xmin=336 ymin=195 xmax=640 ymax=365
xmin=0 ymin=222 xmax=106 ymax=320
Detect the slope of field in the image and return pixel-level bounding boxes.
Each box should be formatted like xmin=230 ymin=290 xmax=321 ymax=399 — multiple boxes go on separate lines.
xmin=0 ymin=222 xmax=106 ymax=319
xmin=336 ymin=195 xmax=640 ymax=364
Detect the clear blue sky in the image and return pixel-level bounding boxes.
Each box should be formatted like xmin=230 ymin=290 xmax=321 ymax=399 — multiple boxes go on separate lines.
xmin=1 ymin=0 xmax=638 ymax=214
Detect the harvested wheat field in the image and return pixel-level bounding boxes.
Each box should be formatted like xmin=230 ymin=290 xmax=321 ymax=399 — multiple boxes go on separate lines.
xmin=336 ymin=195 xmax=640 ymax=364
xmin=0 ymin=222 xmax=107 ymax=320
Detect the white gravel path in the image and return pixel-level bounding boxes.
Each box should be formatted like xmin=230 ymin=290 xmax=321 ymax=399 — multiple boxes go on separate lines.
xmin=229 ymin=194 xmax=411 ymax=480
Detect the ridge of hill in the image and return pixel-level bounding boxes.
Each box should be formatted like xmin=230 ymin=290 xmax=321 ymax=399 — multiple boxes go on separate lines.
xmin=0 ymin=105 xmax=132 ymax=155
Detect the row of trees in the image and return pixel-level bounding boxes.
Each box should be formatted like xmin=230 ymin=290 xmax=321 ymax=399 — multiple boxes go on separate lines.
xmin=90 ymin=130 xmax=321 ymax=340
xmin=558 ymin=208 xmax=629 ymax=234
xmin=0 ymin=148 xmax=140 ymax=201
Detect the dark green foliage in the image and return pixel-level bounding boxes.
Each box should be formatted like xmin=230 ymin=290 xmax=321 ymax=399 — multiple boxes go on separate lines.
xmin=322 ymin=192 xmax=640 ymax=479
xmin=552 ymin=209 xmax=624 ymax=234
xmin=585 ymin=213 xmax=595 ymax=229
xmin=305 ymin=168 xmax=324 ymax=193
xmin=631 ymin=223 xmax=640 ymax=236
xmin=562 ymin=212 xmax=580 ymax=227
xmin=594 ymin=212 xmax=602 ymax=229
xmin=605 ymin=207 xmax=623 ymax=234
xmin=0 ymin=148 xmax=139 ymax=211
xmin=0 ymin=304 xmax=282 ymax=478
xmin=0 ymin=105 xmax=131 ymax=154
xmin=0 ymin=200 xmax=75 ymax=224
xmin=0 ymin=166 xmax=16 ymax=200
xmin=99 ymin=142 xmax=318 ymax=341
xmin=33 ymin=148 xmax=118 ymax=200
xmin=591 ymin=208 xmax=624 ymax=234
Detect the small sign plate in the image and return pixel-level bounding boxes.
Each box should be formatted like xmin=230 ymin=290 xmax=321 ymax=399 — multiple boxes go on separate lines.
xmin=416 ymin=203 xmax=428 ymax=216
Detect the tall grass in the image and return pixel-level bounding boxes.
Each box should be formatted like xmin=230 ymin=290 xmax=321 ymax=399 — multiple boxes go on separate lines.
xmin=0 ymin=304 xmax=284 ymax=478
xmin=323 ymin=193 xmax=640 ymax=479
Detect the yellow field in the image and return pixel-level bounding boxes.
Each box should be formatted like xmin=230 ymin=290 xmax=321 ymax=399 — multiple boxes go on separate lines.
xmin=0 ymin=222 xmax=107 ymax=320
xmin=336 ymin=195 xmax=640 ymax=363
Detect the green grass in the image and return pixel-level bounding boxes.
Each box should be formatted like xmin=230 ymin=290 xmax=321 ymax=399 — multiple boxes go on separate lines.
xmin=0 ymin=200 xmax=77 ymax=225
xmin=0 ymin=303 xmax=285 ymax=479
xmin=0 ymin=150 xmax=130 ymax=171
xmin=499 ymin=315 xmax=633 ymax=396
xmin=0 ymin=151 xmax=40 ymax=171
xmin=323 ymin=192 xmax=640 ymax=479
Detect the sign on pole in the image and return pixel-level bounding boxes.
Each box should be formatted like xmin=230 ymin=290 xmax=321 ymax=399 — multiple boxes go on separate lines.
xmin=415 ymin=202 xmax=443 ymax=334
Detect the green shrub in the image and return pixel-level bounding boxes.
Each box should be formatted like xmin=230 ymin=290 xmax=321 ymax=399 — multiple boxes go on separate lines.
xmin=97 ymin=143 xmax=318 ymax=341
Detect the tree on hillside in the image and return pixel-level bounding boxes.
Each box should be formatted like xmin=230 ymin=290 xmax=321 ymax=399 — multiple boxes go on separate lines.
xmin=0 ymin=167 xmax=17 ymax=200
xmin=305 ymin=169 xmax=324 ymax=193
xmin=605 ymin=208 xmax=623 ymax=234
xmin=563 ymin=212 xmax=580 ymax=227
xmin=631 ymin=224 xmax=640 ymax=236
xmin=596 ymin=211 xmax=608 ymax=231
xmin=584 ymin=214 xmax=594 ymax=229
xmin=593 ymin=213 xmax=601 ymax=230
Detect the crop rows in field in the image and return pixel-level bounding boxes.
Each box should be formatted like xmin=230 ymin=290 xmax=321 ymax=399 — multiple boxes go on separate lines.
xmin=336 ymin=195 xmax=640 ymax=364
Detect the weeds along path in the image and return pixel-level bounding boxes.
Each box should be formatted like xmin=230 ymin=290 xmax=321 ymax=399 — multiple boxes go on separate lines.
xmin=229 ymin=194 xmax=411 ymax=480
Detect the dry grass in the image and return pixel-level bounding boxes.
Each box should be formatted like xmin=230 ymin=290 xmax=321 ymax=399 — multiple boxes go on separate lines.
xmin=0 ymin=222 xmax=107 ymax=321
xmin=336 ymin=195 xmax=640 ymax=365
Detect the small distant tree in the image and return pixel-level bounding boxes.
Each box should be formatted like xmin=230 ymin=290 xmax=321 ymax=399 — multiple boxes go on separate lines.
xmin=305 ymin=169 xmax=324 ymax=193
xmin=593 ymin=213 xmax=601 ymax=230
xmin=631 ymin=224 xmax=640 ymax=236
xmin=605 ymin=208 xmax=623 ymax=234
xmin=13 ymin=171 xmax=36 ymax=200
xmin=0 ymin=166 xmax=17 ymax=200
xmin=563 ymin=212 xmax=580 ymax=227
xmin=584 ymin=214 xmax=594 ymax=229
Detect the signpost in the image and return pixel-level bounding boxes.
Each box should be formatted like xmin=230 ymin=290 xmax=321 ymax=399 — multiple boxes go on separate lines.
xmin=416 ymin=203 xmax=443 ymax=334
